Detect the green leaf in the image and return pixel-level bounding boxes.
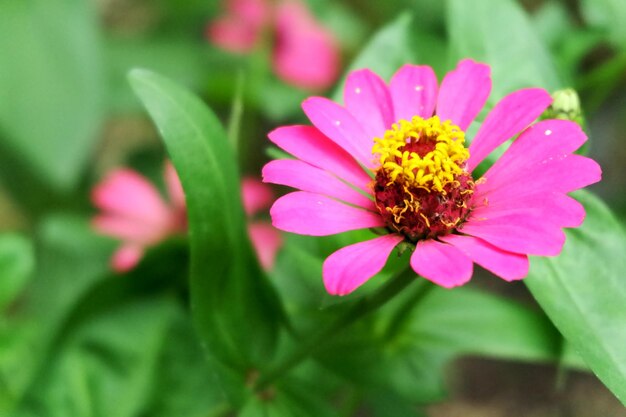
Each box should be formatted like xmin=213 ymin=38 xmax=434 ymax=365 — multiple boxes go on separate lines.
xmin=317 ymin=286 xmax=561 ymax=403
xmin=525 ymin=190 xmax=626 ymax=406
xmin=446 ymin=0 xmax=562 ymax=102
xmin=581 ymin=0 xmax=626 ymax=49
xmin=16 ymin=298 xmax=177 ymax=417
xmin=105 ymin=35 xmax=211 ymax=114
xmin=0 ymin=215 xmax=113 ymax=415
xmin=0 ymin=0 xmax=104 ymax=191
xmin=332 ymin=13 xmax=415 ymax=102
xmin=147 ymin=312 xmax=227 ymax=417
xmin=0 ymin=234 xmax=34 ymax=311
xmin=129 ymin=70 xmax=285 ymax=375
xmin=239 ymin=380 xmax=338 ymax=417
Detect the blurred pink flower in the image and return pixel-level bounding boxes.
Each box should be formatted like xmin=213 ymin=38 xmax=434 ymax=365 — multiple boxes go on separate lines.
xmin=207 ymin=0 xmax=340 ymax=90
xmin=263 ymin=59 xmax=602 ymax=295
xmin=242 ymin=178 xmax=283 ymax=271
xmin=92 ymin=162 xmax=186 ymax=273
xmin=92 ymin=163 xmax=281 ymax=272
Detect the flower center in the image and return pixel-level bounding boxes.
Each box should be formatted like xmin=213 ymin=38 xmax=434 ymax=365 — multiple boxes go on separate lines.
xmin=371 ymin=115 xmax=475 ymax=241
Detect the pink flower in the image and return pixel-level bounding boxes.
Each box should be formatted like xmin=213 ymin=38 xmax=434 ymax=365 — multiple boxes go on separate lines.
xmin=241 ymin=178 xmax=284 ymax=271
xmin=207 ymin=0 xmax=340 ymax=90
xmin=92 ymin=164 xmax=282 ymax=273
xmin=263 ymin=59 xmax=602 ymax=295
xmin=92 ymin=162 xmax=187 ymax=273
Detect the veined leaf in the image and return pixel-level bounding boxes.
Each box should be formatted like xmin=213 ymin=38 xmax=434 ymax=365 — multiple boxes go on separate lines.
xmin=526 ymin=190 xmax=626 ymax=406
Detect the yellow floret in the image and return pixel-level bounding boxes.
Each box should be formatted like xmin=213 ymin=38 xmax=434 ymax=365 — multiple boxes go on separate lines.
xmin=372 ymin=115 xmax=469 ymax=193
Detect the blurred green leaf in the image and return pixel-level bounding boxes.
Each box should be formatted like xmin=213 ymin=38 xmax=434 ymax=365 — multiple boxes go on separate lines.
xmin=525 ymin=190 xmax=626 ymax=406
xmin=239 ymin=380 xmax=338 ymax=417
xmin=16 ymin=298 xmax=177 ymax=417
xmin=333 ymin=13 xmax=415 ymax=102
xmin=447 ymin=0 xmax=562 ymax=102
xmin=0 ymin=215 xmax=113 ymax=415
xmin=147 ymin=312 xmax=227 ymax=417
xmin=318 ymin=286 xmax=560 ymax=403
xmin=129 ymin=70 xmax=285 ymax=381
xmin=581 ymin=0 xmax=626 ymax=50
xmin=0 ymin=0 xmax=104 ymax=191
xmin=106 ymin=36 xmax=211 ymax=114
xmin=0 ymin=234 xmax=34 ymax=311
xmin=533 ymin=2 xmax=604 ymax=84
xmin=261 ymin=80 xmax=309 ymax=122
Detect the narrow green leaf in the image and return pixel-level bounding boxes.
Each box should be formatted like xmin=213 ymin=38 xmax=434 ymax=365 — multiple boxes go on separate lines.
xmin=128 ymin=69 xmax=284 ymax=373
xmin=525 ymin=190 xmax=626 ymax=405
xmin=0 ymin=0 xmax=104 ymax=190
xmin=447 ymin=0 xmax=562 ymax=102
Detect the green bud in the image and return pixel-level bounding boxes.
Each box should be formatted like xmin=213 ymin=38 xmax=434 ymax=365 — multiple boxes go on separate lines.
xmin=543 ymin=88 xmax=584 ymax=126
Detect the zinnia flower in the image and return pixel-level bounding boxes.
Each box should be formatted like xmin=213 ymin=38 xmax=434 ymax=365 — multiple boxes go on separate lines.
xmin=207 ymin=0 xmax=340 ymax=90
xmin=263 ymin=59 xmax=602 ymax=295
xmin=93 ymin=163 xmax=281 ymax=272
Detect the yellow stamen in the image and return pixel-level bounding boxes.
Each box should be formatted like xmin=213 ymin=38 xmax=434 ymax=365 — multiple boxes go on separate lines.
xmin=372 ymin=115 xmax=469 ymax=192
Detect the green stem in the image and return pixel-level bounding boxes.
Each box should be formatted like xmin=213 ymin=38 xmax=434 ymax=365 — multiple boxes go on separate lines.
xmin=383 ymin=278 xmax=435 ymax=341
xmin=254 ymin=267 xmax=421 ymax=391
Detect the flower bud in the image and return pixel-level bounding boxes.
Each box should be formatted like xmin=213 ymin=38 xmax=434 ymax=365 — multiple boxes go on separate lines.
xmin=543 ymin=88 xmax=584 ymax=126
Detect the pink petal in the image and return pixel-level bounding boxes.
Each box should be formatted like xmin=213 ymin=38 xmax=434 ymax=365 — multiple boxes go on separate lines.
xmin=207 ymin=0 xmax=269 ymax=52
xmin=228 ymin=0 xmax=269 ymax=22
xmin=242 ymin=177 xmax=275 ymax=216
xmin=440 ymin=234 xmax=528 ymax=282
xmin=302 ymin=97 xmax=376 ymax=169
xmin=111 ymin=244 xmax=144 ymax=273
xmin=467 ymin=88 xmax=553 ymax=172
xmin=477 ymin=154 xmax=602 ymax=199
xmin=410 ymin=239 xmax=473 ymax=288
xmin=389 ymin=64 xmax=438 ymax=120
xmin=262 ymin=159 xmax=375 ymax=210
xmin=471 ymin=192 xmax=586 ymax=228
xmin=479 ymin=119 xmax=589 ymax=184
xmin=459 ymin=213 xmax=566 ymax=256
xmin=248 ymin=222 xmax=283 ymax=271
xmin=323 ymin=234 xmax=404 ymax=295
xmin=270 ymin=191 xmax=385 ymax=236
xmin=92 ymin=215 xmax=168 ymax=245
xmin=268 ymin=125 xmax=372 ymax=191
xmin=344 ymin=69 xmax=394 ymax=139
xmin=164 ymin=161 xmax=186 ymax=211
xmin=206 ymin=17 xmax=260 ymax=53
xmin=91 ymin=169 xmax=172 ymax=226
xmin=436 ymin=59 xmax=491 ymax=130
xmin=273 ymin=1 xmax=339 ymax=90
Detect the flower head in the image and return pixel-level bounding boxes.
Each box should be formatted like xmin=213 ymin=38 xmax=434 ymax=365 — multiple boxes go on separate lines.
xmin=263 ymin=59 xmax=602 ymax=295
xmin=207 ymin=0 xmax=340 ymax=90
